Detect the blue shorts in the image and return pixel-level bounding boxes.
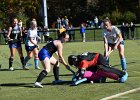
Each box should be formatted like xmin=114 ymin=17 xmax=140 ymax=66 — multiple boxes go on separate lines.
xmin=25 ymin=45 xmax=36 ymax=52
xmin=38 ymin=48 xmax=52 ymax=61
xmin=108 ymin=41 xmax=124 ymax=46
xmin=9 ymin=42 xmax=21 ymax=48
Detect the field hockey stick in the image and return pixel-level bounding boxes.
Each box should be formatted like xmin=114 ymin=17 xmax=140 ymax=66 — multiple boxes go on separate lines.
xmin=107 ymin=49 xmax=114 ymax=57
xmin=71 ymin=78 xmax=87 ymax=86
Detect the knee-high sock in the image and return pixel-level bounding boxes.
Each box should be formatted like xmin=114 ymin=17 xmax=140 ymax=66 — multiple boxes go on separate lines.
xmin=34 ymin=59 xmax=39 ymax=68
xmin=121 ymin=58 xmax=126 ymax=70
xmin=24 ymin=56 xmax=30 ymax=65
xmin=9 ymin=57 xmax=14 ymax=68
xmin=20 ymin=57 xmax=25 ymax=67
xmin=53 ymin=61 xmax=59 ymax=80
xmin=36 ymin=70 xmax=48 ymax=82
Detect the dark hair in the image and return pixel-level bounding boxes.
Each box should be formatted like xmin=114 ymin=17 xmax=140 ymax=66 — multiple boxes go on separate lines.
xmin=58 ymin=31 xmax=67 ymax=39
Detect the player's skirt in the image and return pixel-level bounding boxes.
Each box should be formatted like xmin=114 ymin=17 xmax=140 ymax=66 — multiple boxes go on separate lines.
xmin=38 ymin=48 xmax=52 ymax=61
xmin=9 ymin=42 xmax=21 ymax=48
xmin=25 ymin=45 xmax=36 ymax=52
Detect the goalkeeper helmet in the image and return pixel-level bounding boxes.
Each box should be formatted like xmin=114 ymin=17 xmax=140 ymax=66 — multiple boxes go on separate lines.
xmin=68 ymin=55 xmax=78 ymax=66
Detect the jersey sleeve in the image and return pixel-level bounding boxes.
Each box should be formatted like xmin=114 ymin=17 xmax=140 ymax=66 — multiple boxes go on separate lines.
xmin=79 ymin=61 xmax=88 ymax=69
xmin=28 ymin=30 xmax=34 ymax=38
xmin=114 ymin=26 xmax=121 ymax=35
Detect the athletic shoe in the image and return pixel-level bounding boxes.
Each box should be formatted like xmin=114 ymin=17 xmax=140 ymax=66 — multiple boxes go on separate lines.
xmin=9 ymin=67 xmax=14 ymax=71
xmin=120 ymin=72 xmax=128 ymax=83
xmin=35 ymin=66 xmax=41 ymax=70
xmin=34 ymin=82 xmax=43 ymax=88
xmin=52 ymin=80 xmax=65 ymax=84
xmin=22 ymin=66 xmax=29 ymax=70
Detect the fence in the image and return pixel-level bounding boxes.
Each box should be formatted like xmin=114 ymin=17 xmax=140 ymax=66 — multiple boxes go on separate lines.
xmin=0 ymin=25 xmax=140 ymax=44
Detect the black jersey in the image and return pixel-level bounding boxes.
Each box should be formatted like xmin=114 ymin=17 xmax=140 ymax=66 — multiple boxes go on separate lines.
xmin=10 ymin=25 xmax=21 ymax=41
xmin=43 ymin=41 xmax=57 ymax=55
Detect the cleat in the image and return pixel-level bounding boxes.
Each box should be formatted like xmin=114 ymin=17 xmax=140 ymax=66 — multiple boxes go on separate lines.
xmin=34 ymin=82 xmax=43 ymax=88
xmin=35 ymin=66 xmax=41 ymax=70
xmin=52 ymin=80 xmax=65 ymax=84
xmin=22 ymin=66 xmax=29 ymax=70
xmin=9 ymin=67 xmax=14 ymax=71
xmin=120 ymin=72 xmax=128 ymax=83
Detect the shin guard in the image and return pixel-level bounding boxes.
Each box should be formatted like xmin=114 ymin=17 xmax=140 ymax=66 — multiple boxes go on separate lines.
xmin=53 ymin=61 xmax=59 ymax=80
xmin=36 ymin=70 xmax=48 ymax=82
xmin=121 ymin=58 xmax=126 ymax=70
xmin=20 ymin=57 xmax=25 ymax=67
xmin=9 ymin=57 xmax=14 ymax=68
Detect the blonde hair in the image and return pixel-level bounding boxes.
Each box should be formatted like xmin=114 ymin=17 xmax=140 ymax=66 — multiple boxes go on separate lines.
xmin=30 ymin=20 xmax=37 ymax=29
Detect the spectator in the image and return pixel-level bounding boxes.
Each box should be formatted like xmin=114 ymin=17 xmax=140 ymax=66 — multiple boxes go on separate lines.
xmin=94 ymin=16 xmax=99 ymax=28
xmin=120 ymin=22 xmax=126 ymax=40
xmin=67 ymin=24 xmax=75 ymax=42
xmin=80 ymin=24 xmax=86 ymax=42
xmin=56 ymin=17 xmax=62 ymax=29
xmin=130 ymin=22 xmax=135 ymax=40
xmin=125 ymin=23 xmax=129 ymax=39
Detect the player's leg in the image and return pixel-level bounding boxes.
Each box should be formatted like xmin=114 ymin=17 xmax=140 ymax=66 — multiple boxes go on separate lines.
xmin=35 ymin=57 xmax=50 ymax=88
xmin=50 ymin=56 xmax=59 ymax=81
xmin=17 ymin=45 xmax=28 ymax=70
xmin=9 ymin=47 xmax=15 ymax=71
xmin=118 ymin=43 xmax=126 ymax=71
xmin=98 ymin=65 xmax=128 ymax=82
xmin=33 ymin=48 xmax=40 ymax=69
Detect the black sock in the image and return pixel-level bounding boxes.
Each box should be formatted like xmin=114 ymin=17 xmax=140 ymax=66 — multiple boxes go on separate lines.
xmin=20 ymin=57 xmax=25 ymax=67
xmin=53 ymin=66 xmax=59 ymax=80
xmin=9 ymin=57 xmax=14 ymax=68
xmin=53 ymin=61 xmax=59 ymax=80
xmin=36 ymin=70 xmax=47 ymax=82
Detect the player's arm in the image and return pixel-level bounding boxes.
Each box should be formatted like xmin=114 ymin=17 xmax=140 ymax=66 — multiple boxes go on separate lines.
xmin=103 ymin=36 xmax=108 ymax=57
xmin=7 ymin=27 xmax=12 ymax=39
xmin=114 ymin=33 xmax=123 ymax=49
xmin=57 ymin=41 xmax=75 ymax=74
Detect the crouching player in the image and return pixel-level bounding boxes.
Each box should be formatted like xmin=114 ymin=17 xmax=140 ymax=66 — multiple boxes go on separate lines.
xmin=68 ymin=52 xmax=128 ymax=86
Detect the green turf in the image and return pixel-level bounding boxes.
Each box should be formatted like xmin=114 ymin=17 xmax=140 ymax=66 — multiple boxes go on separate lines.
xmin=0 ymin=40 xmax=140 ymax=100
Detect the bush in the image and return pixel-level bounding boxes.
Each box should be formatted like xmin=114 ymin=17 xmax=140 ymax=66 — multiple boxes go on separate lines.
xmin=123 ymin=11 xmax=136 ymax=23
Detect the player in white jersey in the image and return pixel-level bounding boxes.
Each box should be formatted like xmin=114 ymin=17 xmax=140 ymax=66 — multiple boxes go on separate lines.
xmin=24 ymin=20 xmax=41 ymax=69
xmin=102 ymin=19 xmax=127 ymax=72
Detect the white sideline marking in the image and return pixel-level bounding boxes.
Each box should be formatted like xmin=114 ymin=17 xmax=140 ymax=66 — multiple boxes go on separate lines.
xmin=101 ymin=87 xmax=140 ymax=100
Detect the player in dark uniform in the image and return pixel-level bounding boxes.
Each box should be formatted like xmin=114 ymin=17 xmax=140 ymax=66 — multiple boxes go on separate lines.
xmin=68 ymin=52 xmax=128 ymax=86
xmin=34 ymin=32 xmax=75 ymax=88
xmin=7 ymin=18 xmax=27 ymax=71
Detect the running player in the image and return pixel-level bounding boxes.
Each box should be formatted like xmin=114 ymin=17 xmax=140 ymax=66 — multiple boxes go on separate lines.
xmin=24 ymin=20 xmax=41 ymax=69
xmin=34 ymin=32 xmax=75 ymax=88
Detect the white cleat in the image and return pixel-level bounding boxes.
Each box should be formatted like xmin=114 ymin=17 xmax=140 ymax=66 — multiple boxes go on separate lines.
xmin=34 ymin=82 xmax=43 ymax=88
xmin=9 ymin=67 xmax=14 ymax=71
xmin=35 ymin=66 xmax=41 ymax=70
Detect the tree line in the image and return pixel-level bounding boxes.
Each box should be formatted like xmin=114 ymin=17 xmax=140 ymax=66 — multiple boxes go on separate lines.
xmin=0 ymin=0 xmax=139 ymax=28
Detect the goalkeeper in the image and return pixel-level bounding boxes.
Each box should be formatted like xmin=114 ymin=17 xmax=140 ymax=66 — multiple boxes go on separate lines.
xmin=68 ymin=52 xmax=128 ymax=86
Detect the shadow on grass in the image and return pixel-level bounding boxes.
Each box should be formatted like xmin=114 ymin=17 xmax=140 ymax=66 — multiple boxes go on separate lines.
xmin=0 ymin=83 xmax=34 ymax=88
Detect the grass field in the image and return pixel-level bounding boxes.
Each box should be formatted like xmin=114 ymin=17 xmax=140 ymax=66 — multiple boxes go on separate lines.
xmin=0 ymin=40 xmax=140 ymax=100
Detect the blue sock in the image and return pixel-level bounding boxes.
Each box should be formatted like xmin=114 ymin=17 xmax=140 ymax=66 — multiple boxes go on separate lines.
xmin=121 ymin=58 xmax=126 ymax=70
xmin=24 ymin=56 xmax=30 ymax=65
xmin=34 ymin=59 xmax=39 ymax=68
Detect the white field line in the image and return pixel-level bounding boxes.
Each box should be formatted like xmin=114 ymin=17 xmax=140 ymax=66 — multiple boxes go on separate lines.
xmin=100 ymin=87 xmax=140 ymax=100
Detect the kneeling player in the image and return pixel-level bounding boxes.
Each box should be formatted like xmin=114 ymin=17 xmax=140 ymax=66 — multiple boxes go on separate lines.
xmin=68 ymin=52 xmax=128 ymax=86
